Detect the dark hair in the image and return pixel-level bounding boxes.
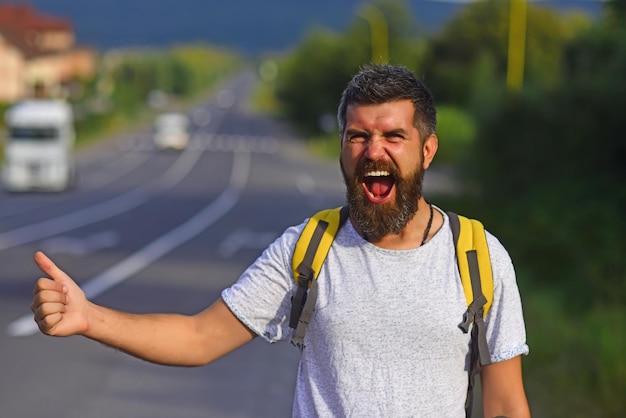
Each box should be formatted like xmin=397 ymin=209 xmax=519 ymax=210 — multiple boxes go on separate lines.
xmin=337 ymin=63 xmax=436 ymax=140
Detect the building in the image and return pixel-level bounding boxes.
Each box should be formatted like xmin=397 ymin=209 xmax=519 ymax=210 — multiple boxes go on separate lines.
xmin=0 ymin=4 xmax=96 ymax=103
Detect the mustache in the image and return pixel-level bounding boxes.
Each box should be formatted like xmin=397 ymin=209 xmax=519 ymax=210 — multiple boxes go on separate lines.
xmin=355 ymin=159 xmax=400 ymax=178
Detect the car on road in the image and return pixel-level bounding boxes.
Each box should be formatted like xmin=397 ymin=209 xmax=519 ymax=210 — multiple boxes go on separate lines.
xmin=153 ymin=112 xmax=190 ymax=150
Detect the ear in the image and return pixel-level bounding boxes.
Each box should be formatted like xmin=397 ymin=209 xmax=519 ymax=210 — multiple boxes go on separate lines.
xmin=422 ymin=134 xmax=438 ymax=170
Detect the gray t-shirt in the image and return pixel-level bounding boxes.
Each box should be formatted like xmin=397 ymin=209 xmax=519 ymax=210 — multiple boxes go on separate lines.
xmin=222 ymin=209 xmax=528 ymax=417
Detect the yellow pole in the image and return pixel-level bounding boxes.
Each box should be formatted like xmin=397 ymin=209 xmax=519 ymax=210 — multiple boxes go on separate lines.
xmin=507 ymin=0 xmax=527 ymax=92
xmin=359 ymin=4 xmax=388 ymax=63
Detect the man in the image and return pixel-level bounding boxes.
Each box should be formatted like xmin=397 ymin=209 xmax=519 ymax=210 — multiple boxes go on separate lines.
xmin=32 ymin=64 xmax=530 ymax=417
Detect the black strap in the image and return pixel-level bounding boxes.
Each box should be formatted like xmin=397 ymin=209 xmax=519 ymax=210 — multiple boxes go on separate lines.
xmin=291 ymin=278 xmax=319 ymax=349
xmin=448 ymin=210 xmax=461 ymax=248
xmin=463 ymin=250 xmax=490 ymax=418
xmin=466 ymin=250 xmax=491 ymax=366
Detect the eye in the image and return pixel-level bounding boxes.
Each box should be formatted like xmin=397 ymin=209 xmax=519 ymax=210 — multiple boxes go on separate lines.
xmin=386 ymin=133 xmax=404 ymax=143
xmin=346 ymin=133 xmax=366 ymax=144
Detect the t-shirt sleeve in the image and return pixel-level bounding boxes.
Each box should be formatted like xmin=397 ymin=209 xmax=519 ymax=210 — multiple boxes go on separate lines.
xmin=484 ymin=232 xmax=530 ymax=363
xmin=221 ymin=223 xmax=304 ymax=343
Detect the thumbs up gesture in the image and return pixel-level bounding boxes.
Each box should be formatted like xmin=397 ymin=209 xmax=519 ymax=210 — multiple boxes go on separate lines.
xmin=31 ymin=251 xmax=90 ymax=337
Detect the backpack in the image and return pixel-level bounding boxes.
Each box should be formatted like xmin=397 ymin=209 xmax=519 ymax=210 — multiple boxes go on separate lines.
xmin=288 ymin=206 xmax=493 ymax=418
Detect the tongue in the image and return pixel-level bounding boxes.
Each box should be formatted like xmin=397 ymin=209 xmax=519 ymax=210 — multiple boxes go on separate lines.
xmin=367 ymin=177 xmax=393 ymax=197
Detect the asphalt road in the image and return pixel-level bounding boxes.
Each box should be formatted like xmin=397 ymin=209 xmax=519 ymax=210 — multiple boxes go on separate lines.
xmin=0 ymin=71 xmax=457 ymax=418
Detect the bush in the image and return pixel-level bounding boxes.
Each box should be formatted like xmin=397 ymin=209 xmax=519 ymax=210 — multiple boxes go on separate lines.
xmin=434 ymin=105 xmax=476 ymax=165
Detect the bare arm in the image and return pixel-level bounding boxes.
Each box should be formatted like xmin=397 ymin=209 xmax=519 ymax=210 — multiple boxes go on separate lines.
xmin=480 ymin=356 xmax=531 ymax=418
xmin=31 ymin=251 xmax=255 ymax=366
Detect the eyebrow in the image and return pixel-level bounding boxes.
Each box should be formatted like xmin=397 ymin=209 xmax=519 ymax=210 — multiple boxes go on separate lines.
xmin=383 ymin=128 xmax=409 ymax=137
xmin=344 ymin=128 xmax=366 ymax=136
xmin=344 ymin=128 xmax=410 ymax=137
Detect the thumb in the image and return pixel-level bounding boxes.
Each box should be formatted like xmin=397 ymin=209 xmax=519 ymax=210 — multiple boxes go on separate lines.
xmin=34 ymin=251 xmax=76 ymax=288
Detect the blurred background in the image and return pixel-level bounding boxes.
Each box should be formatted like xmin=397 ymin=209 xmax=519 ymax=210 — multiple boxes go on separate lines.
xmin=0 ymin=0 xmax=623 ymax=417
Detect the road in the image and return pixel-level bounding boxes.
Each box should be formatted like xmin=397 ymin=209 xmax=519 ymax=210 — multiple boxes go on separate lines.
xmin=0 ymin=71 xmax=456 ymax=418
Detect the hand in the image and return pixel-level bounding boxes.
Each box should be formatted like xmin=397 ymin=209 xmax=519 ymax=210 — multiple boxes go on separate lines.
xmin=31 ymin=251 xmax=90 ymax=337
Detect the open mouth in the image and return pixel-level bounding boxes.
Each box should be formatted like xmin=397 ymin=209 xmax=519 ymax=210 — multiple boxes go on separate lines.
xmin=362 ymin=170 xmax=395 ymax=203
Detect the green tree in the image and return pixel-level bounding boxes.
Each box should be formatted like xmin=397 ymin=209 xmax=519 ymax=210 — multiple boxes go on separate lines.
xmin=275 ymin=28 xmax=365 ymax=134
xmin=421 ymin=0 xmax=591 ymax=106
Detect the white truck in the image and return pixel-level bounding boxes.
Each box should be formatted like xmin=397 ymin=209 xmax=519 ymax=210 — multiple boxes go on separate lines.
xmin=2 ymin=99 xmax=76 ymax=192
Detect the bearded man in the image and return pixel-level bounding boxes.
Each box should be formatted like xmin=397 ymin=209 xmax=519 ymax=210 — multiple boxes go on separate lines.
xmin=31 ymin=64 xmax=530 ymax=417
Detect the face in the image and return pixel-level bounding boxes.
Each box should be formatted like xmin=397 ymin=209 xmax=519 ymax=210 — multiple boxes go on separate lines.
xmin=339 ymin=100 xmax=436 ymax=241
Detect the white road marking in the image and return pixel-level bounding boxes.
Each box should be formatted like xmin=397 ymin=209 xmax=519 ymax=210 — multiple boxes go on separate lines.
xmin=0 ymin=190 xmax=147 ymax=251
xmin=218 ymin=228 xmax=278 ymax=258
xmin=6 ymin=151 xmax=251 ymax=338
xmin=197 ymin=134 xmax=278 ymax=154
xmin=39 ymin=231 xmax=121 ymax=256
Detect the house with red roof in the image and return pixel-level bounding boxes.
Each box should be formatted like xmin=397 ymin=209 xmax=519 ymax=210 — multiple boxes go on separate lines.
xmin=0 ymin=4 xmax=95 ymax=103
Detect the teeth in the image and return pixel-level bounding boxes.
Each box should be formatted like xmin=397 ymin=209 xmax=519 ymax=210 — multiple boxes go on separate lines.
xmin=365 ymin=170 xmax=390 ymax=177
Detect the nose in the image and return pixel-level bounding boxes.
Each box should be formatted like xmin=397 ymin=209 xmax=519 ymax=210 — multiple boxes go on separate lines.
xmin=364 ymin=136 xmax=386 ymax=160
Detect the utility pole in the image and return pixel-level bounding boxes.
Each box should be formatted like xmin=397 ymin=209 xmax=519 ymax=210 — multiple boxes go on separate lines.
xmin=507 ymin=0 xmax=527 ymax=92
xmin=358 ymin=4 xmax=388 ymax=63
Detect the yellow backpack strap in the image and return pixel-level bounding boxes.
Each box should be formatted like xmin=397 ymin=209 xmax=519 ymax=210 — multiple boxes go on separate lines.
xmin=290 ymin=206 xmax=348 ymax=348
xmin=447 ymin=211 xmax=494 ymax=417
xmin=451 ymin=214 xmax=494 ymax=319
xmin=291 ymin=206 xmax=347 ymax=286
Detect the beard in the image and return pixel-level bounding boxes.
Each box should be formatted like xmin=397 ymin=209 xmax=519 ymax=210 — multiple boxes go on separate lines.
xmin=341 ymin=157 xmax=425 ymax=242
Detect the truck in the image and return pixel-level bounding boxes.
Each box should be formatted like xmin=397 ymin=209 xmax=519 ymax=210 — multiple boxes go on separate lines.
xmin=2 ymin=99 xmax=76 ymax=192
